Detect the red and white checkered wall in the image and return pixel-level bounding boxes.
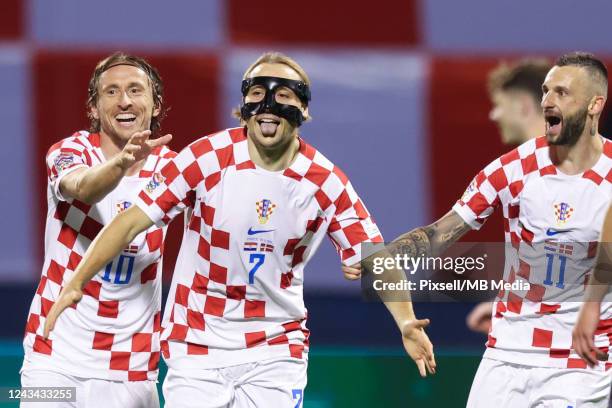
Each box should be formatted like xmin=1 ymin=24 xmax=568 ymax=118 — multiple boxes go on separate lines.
xmin=2 ymin=0 xmax=611 ymax=287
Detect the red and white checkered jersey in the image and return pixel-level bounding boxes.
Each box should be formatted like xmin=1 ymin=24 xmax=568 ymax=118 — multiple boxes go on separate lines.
xmin=135 ymin=127 xmax=383 ymax=370
xmin=22 ymin=131 xmax=176 ymax=381
xmin=454 ymin=136 xmax=612 ymax=370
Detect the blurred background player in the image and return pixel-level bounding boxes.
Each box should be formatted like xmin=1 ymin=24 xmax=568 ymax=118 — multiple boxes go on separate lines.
xmin=344 ymin=51 xmax=612 ymax=406
xmin=43 ymin=52 xmax=435 ymax=407
xmin=20 ymin=53 xmax=174 ymax=407
xmin=488 ymin=58 xmax=551 ymax=145
xmin=467 ymin=58 xmax=551 ymax=334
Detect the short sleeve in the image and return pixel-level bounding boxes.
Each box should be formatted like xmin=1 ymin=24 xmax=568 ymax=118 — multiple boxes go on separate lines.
xmin=135 ymin=143 xmax=201 ymax=228
xmin=453 ymin=159 xmax=504 ymax=230
xmin=326 ymin=176 xmax=384 ymax=266
xmin=46 ymin=138 xmax=90 ymax=201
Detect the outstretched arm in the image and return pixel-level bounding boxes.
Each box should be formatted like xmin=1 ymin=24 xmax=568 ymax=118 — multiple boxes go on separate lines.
xmin=339 ymin=211 xmax=472 ymax=376
xmin=358 ymin=248 xmax=436 ymax=377
xmin=343 ymin=210 xmax=471 ymax=280
xmin=43 ymin=206 xmax=153 ymax=337
xmin=389 ymin=209 xmax=472 ymax=260
xmin=573 ymin=205 xmax=612 ymax=367
xmin=59 ymin=130 xmax=171 ymax=204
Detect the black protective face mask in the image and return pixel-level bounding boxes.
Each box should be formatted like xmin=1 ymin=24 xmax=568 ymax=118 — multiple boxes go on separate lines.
xmin=240 ymin=76 xmax=311 ymax=127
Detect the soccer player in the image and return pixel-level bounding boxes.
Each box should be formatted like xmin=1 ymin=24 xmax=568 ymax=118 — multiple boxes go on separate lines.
xmin=467 ymin=59 xmax=551 ymax=334
xmin=573 ymin=204 xmax=612 ymax=366
xmin=345 ymin=51 xmax=612 ymax=406
xmin=21 ymin=53 xmax=174 ymax=407
xmin=43 ymin=52 xmax=435 ymax=407
xmin=488 ymin=59 xmax=551 ymax=146
xmin=574 ymin=204 xmax=612 ymax=408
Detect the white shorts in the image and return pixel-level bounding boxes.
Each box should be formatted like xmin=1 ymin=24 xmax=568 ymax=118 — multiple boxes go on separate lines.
xmin=467 ymin=358 xmax=611 ymax=408
xmin=162 ymin=357 xmax=307 ymax=408
xmin=20 ymin=369 xmax=159 ymax=408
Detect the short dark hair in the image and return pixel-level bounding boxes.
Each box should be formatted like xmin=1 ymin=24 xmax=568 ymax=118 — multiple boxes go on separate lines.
xmin=488 ymin=59 xmax=551 ymax=105
xmin=87 ymin=52 xmax=165 ymax=134
xmin=555 ymin=51 xmax=608 ymax=95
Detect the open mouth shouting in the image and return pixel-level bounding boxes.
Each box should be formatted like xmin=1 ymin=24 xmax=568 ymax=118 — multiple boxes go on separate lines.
xmin=256 ymin=115 xmax=281 ymax=136
xmin=115 ymin=113 xmax=137 ymax=129
xmin=544 ymin=110 xmax=563 ymax=138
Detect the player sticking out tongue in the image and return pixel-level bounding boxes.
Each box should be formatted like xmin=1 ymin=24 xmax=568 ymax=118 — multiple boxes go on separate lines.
xmin=240 ymin=76 xmax=311 ymax=137
xmin=258 ymin=117 xmax=279 ymax=136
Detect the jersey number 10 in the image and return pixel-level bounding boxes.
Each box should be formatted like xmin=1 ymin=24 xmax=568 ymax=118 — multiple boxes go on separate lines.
xmin=101 ymin=255 xmax=135 ymax=284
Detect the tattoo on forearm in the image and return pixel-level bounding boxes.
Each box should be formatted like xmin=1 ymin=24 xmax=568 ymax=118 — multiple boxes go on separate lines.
xmin=388 ymin=218 xmax=470 ymax=259
xmin=439 ymin=222 xmax=471 ymax=247
xmin=389 ymin=227 xmax=434 ymax=259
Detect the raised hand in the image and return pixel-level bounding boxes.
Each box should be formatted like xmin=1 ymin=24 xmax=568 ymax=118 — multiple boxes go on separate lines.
xmin=401 ymin=319 xmax=436 ymax=377
xmin=117 ymin=130 xmax=172 ymax=170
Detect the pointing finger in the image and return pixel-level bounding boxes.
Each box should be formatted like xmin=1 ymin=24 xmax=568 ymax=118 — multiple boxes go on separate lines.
xmin=147 ymin=134 xmax=173 ymax=148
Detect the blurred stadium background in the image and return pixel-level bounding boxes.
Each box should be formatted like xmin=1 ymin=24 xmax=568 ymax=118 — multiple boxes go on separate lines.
xmin=2 ymin=0 xmax=612 ymax=406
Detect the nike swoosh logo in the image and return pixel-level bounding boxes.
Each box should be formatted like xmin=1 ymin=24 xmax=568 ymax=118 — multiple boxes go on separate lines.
xmin=248 ymin=227 xmax=276 ymax=235
xmin=546 ymin=228 xmax=571 ymax=236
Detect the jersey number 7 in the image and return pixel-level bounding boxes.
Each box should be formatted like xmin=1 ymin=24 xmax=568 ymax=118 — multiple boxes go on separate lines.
xmin=248 ymin=254 xmax=265 ymax=284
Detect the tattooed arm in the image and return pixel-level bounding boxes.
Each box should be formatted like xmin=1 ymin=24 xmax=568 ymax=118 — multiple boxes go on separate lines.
xmin=342 ymin=210 xmax=471 ymax=280
xmin=355 ymin=245 xmax=437 ymax=377
xmin=389 ymin=210 xmax=472 ymax=260
xmin=348 ymin=232 xmax=440 ymax=377
xmin=336 ymin=210 xmax=470 ymax=376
